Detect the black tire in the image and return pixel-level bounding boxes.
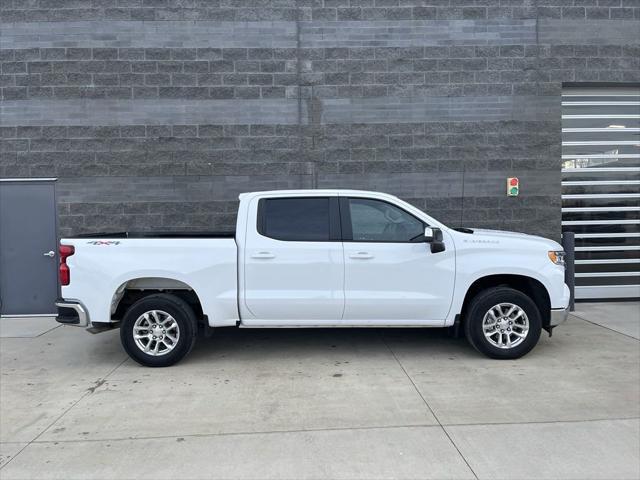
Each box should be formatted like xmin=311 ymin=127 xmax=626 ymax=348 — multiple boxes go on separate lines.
xmin=464 ymin=287 xmax=542 ymax=359
xmin=120 ymin=293 xmax=198 ymax=367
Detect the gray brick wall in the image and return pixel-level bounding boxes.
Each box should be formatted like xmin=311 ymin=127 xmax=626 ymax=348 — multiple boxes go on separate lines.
xmin=1 ymin=0 xmax=639 ymax=240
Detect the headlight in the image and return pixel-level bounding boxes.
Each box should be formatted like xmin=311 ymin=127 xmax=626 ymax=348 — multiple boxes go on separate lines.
xmin=548 ymin=250 xmax=565 ymax=266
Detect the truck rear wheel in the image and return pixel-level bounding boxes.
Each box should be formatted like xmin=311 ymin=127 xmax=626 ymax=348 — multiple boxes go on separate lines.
xmin=120 ymin=293 xmax=198 ymax=367
xmin=464 ymin=287 xmax=541 ymax=359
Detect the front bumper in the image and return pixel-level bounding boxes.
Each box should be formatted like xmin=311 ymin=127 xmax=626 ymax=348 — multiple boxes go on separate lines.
xmin=55 ymin=299 xmax=89 ymax=327
xmin=550 ymin=306 xmax=569 ymax=327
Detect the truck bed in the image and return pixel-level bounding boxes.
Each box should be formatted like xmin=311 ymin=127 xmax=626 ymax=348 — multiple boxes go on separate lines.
xmin=60 ymin=234 xmax=240 ymax=326
xmin=74 ymin=231 xmax=235 ymax=239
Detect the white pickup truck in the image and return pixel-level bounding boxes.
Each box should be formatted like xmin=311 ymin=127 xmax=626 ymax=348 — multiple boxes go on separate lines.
xmin=56 ymin=189 xmax=570 ymax=367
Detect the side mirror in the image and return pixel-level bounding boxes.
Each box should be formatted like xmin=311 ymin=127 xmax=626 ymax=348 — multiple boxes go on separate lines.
xmin=424 ymin=227 xmax=445 ymax=253
xmin=424 ymin=227 xmax=434 ymax=243
xmin=424 ymin=227 xmax=443 ymax=242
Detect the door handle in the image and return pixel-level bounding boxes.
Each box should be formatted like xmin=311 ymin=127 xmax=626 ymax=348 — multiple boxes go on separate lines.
xmin=251 ymin=251 xmax=275 ymax=259
xmin=349 ymin=252 xmax=374 ymax=259
xmin=43 ymin=250 xmax=55 ymax=258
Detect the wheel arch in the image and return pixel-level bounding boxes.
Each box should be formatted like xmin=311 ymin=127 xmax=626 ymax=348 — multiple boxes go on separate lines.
xmin=110 ymin=277 xmax=206 ymax=324
xmin=460 ymin=274 xmax=551 ymax=328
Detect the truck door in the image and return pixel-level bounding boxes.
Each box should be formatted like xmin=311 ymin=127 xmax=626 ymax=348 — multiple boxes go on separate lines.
xmin=242 ymin=195 xmax=344 ymax=323
xmin=340 ymin=197 xmax=455 ymax=322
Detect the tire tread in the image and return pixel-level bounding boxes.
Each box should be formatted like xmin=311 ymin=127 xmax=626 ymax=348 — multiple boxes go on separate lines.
xmin=120 ymin=293 xmax=198 ymax=367
xmin=464 ymin=286 xmax=542 ymax=359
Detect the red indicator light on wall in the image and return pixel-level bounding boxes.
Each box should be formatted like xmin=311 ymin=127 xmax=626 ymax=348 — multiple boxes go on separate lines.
xmin=507 ymin=177 xmax=519 ymax=196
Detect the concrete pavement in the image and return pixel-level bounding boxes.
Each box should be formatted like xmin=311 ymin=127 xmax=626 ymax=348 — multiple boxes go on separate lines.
xmin=0 ymin=316 xmax=60 ymax=339
xmin=1 ymin=305 xmax=639 ymax=479
xmin=571 ymin=302 xmax=640 ymax=340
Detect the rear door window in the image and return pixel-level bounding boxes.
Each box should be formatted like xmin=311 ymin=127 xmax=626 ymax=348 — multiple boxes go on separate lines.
xmin=258 ymin=197 xmax=335 ymax=241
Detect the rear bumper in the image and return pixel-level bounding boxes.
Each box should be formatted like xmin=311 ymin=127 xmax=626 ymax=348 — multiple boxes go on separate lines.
xmin=55 ymin=299 xmax=89 ymax=327
xmin=550 ymin=306 xmax=569 ymax=327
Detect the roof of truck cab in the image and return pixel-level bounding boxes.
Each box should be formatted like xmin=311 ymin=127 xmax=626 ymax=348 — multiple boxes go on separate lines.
xmin=239 ymin=189 xmax=398 ymax=200
xmin=237 ymin=189 xmax=448 ymax=230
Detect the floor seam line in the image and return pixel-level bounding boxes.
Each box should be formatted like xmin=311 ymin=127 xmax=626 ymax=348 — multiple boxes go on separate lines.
xmin=443 ymin=416 xmax=640 ymax=428
xmin=569 ymin=313 xmax=639 ymax=341
xmin=36 ymin=324 xmax=62 ymax=338
xmin=0 ymin=356 xmax=128 ymax=471
xmin=7 ymin=415 xmax=640 ymax=446
xmin=0 ymin=321 xmax=61 ymax=339
xmin=380 ymin=333 xmax=479 ymax=480
xmin=23 ymin=423 xmax=447 ymax=444
xmin=0 ymin=390 xmax=93 ymax=471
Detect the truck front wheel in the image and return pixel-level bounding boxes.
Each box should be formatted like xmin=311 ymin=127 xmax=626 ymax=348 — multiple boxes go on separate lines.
xmin=120 ymin=293 xmax=198 ymax=367
xmin=464 ymin=287 xmax=542 ymax=359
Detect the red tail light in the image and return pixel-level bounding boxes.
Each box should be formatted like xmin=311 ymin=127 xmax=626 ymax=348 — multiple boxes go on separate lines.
xmin=59 ymin=245 xmax=74 ymax=286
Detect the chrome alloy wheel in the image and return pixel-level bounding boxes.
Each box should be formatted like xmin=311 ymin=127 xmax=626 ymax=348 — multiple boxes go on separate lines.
xmin=482 ymin=303 xmax=529 ymax=349
xmin=132 ymin=310 xmax=180 ymax=356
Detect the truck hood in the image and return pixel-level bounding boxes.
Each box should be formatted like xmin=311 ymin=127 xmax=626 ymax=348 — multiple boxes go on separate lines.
xmin=461 ymin=228 xmax=562 ymax=250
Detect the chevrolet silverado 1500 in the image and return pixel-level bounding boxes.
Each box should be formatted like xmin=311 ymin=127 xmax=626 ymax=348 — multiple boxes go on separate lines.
xmin=56 ymin=189 xmax=570 ymax=366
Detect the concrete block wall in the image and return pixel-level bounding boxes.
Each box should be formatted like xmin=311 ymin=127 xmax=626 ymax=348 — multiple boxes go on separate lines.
xmin=1 ymin=1 xmax=639 ymax=239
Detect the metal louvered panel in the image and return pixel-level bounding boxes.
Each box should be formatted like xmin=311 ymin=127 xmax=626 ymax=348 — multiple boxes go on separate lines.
xmin=562 ymin=86 xmax=640 ymax=300
xmin=576 ymin=285 xmax=640 ymax=298
xmin=575 ymin=233 xmax=640 ymax=238
xmin=562 ymin=220 xmax=639 ymax=225
xmin=575 ymin=271 xmax=640 ymax=277
xmin=562 ymin=207 xmax=640 ymax=213
xmin=575 ymin=246 xmax=640 ymax=251
xmin=562 ymin=180 xmax=640 ymax=186
xmin=576 ymin=259 xmax=640 ymax=265
xmin=562 ymin=163 xmax=639 ymax=167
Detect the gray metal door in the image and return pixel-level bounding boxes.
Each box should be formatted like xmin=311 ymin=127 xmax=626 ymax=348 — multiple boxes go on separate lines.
xmin=0 ymin=180 xmax=58 ymax=315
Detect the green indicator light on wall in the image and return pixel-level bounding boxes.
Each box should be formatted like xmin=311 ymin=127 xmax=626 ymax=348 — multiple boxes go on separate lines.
xmin=507 ymin=177 xmax=519 ymax=197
